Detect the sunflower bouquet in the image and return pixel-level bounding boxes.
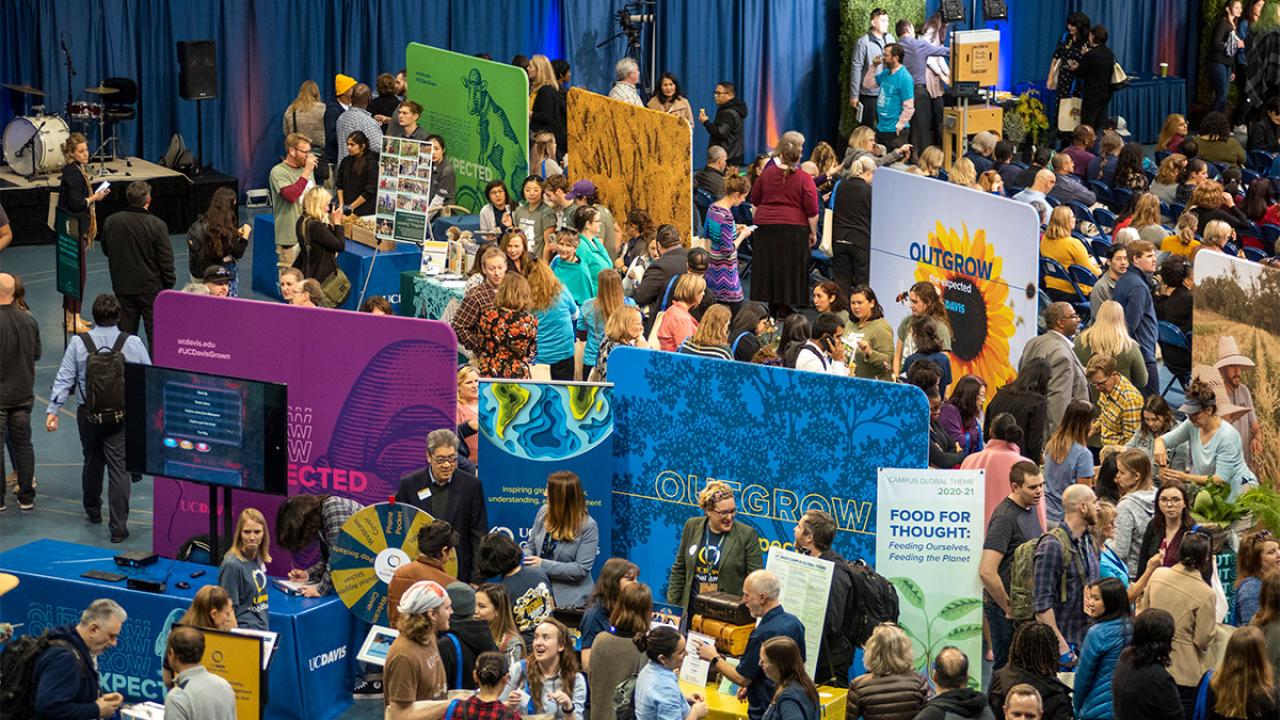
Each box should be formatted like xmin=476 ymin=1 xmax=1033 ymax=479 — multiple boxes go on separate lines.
xmin=1008 ymin=89 xmax=1049 ymax=147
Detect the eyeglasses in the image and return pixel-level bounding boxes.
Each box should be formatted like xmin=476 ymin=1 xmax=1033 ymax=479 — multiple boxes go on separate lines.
xmin=1158 ymin=496 xmax=1184 ymax=506
xmin=708 ymin=507 xmax=737 ymax=517
xmin=430 ymin=455 xmax=458 ymax=466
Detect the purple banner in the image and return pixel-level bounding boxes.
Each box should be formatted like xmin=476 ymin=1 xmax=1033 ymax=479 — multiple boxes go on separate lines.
xmin=151 ymin=292 xmax=458 ymax=573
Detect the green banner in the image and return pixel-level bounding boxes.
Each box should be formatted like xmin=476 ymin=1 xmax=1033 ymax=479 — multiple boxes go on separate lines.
xmin=55 ymin=209 xmax=82 ymax=300
xmin=405 ymin=43 xmax=529 ymax=214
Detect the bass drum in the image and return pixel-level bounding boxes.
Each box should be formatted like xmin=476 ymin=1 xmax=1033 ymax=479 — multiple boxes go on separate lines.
xmin=3 ymin=115 xmax=70 ymax=176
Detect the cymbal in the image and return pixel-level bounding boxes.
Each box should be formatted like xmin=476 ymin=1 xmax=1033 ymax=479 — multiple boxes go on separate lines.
xmin=1 ymin=83 xmax=48 ymax=96
xmin=84 ymin=86 xmax=119 ymax=95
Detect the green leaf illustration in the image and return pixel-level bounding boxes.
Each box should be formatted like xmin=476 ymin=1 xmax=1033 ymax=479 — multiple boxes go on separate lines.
xmin=943 ymin=624 xmax=983 ymax=641
xmin=913 ymin=652 xmax=928 ymax=672
xmin=938 ymin=598 xmax=983 ymax=621
xmin=900 ymin=623 xmax=925 ymax=646
xmin=890 ymin=577 xmax=925 ymax=610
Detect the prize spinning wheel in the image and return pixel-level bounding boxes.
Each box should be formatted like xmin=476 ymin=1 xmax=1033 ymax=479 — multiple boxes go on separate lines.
xmin=331 ymin=502 xmax=456 ymax=625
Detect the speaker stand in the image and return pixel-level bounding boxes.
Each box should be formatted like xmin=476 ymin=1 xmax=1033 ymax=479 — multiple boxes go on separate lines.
xmin=194 ymin=98 xmax=206 ymax=176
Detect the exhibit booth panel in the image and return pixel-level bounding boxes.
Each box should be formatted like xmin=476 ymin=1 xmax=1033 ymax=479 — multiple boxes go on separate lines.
xmin=607 ymin=348 xmax=929 ymax=598
xmin=0 ymin=539 xmax=357 ymax=720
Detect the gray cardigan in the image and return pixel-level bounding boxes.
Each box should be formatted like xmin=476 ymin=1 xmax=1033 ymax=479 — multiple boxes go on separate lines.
xmin=523 ymin=504 xmax=600 ymax=608
xmin=850 ymin=31 xmax=896 ymax=98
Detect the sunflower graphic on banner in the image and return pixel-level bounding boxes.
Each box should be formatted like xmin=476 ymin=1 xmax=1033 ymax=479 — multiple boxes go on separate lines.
xmin=871 ymin=169 xmax=1040 ymax=398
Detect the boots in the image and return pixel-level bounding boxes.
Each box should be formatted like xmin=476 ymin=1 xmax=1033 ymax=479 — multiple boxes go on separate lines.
xmin=64 ymin=310 xmax=92 ymax=333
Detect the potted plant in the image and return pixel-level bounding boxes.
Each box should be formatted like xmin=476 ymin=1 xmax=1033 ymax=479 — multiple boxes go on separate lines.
xmin=1007 ymin=89 xmax=1049 ymax=162
xmin=1191 ymin=483 xmax=1280 ymax=551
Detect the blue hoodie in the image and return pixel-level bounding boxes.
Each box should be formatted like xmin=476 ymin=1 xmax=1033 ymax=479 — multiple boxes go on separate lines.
xmin=1073 ymin=617 xmax=1131 ymax=719
xmin=32 ymin=624 xmax=101 ymax=720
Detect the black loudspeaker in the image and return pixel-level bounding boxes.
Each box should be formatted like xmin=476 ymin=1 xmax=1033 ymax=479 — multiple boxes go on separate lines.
xmin=176 ymin=40 xmax=217 ymax=100
xmin=983 ymin=0 xmax=1008 ymax=20
xmin=940 ymin=0 xmax=965 ymax=23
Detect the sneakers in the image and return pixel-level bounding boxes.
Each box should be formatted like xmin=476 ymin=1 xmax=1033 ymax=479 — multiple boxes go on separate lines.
xmin=352 ymin=678 xmax=383 ymax=699
xmin=19 ymin=500 xmax=34 ymax=511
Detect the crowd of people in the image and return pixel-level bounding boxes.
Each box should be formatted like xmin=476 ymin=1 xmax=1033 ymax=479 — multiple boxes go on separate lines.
xmin=7 ymin=4 xmax=1280 ymax=720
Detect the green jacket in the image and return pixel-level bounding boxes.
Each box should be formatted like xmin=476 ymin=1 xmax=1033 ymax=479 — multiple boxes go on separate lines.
xmin=849 ymin=317 xmax=895 ymax=381
xmin=666 ymin=516 xmax=763 ymax=609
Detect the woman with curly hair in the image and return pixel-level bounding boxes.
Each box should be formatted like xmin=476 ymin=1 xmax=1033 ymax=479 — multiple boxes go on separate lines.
xmin=1150 ymin=153 xmax=1187 ymax=206
xmin=525 ymin=259 xmax=579 ymax=380
xmin=892 ymin=280 xmax=951 ymax=378
xmin=476 ymin=273 xmax=539 ymax=379
xmin=501 ymin=618 xmax=585 ymax=719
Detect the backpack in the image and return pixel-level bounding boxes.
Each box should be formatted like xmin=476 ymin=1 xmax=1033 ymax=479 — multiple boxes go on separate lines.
xmin=1009 ymin=527 xmax=1079 ymax=622
xmin=186 ymin=219 xmax=210 ymax=278
xmin=843 ymin=559 xmax=900 ymax=649
xmin=612 ymin=671 xmax=639 ymax=720
xmin=441 ymin=632 xmax=464 ymax=689
xmin=0 ymin=634 xmax=83 ymax=720
xmin=79 ymin=333 xmax=129 ymax=424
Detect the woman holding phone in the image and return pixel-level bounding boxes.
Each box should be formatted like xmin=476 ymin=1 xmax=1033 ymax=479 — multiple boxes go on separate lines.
xmin=58 ymin=132 xmax=110 ymax=332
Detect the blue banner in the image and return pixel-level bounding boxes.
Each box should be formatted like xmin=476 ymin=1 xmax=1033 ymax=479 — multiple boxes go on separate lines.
xmin=606 ymin=348 xmax=929 ymax=597
xmin=0 ymin=540 xmax=356 ymax=720
xmin=478 ymin=380 xmax=613 ymax=578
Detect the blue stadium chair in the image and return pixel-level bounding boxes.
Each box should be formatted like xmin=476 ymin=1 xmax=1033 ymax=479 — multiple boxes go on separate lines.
xmin=1158 ymin=321 xmax=1192 ymax=398
xmin=1039 ymin=256 xmax=1091 ymax=324
xmin=694 ymin=187 xmax=716 ymax=227
xmin=1160 ymin=201 xmax=1172 ymax=220
xmin=1112 ymin=187 xmax=1133 ymax=213
xmin=1088 ymin=179 xmax=1114 ymax=207
xmin=1066 ymin=200 xmax=1096 ymax=227
xmin=1242 ymin=167 xmax=1260 ymax=188
xmin=1144 ymin=169 xmax=1157 ymax=183
xmin=1243 ymin=246 xmax=1268 ymax=262
xmin=1247 ymin=150 xmax=1276 ymax=173
xmin=937 ymin=169 xmax=949 ymax=182
xmin=1155 ymin=150 xmax=1172 ymax=165
xmin=1090 ymin=237 xmax=1113 ymax=262
xmin=1224 ymin=242 xmax=1239 ymax=256
xmin=1045 ymin=194 xmax=1061 ymax=207
xmin=1037 ymin=289 xmax=1051 ymax=334
xmin=1168 ymin=202 xmax=1186 ymax=220
xmin=1262 ymin=224 xmax=1280 ymax=253
xmin=1008 ymin=186 xmax=1026 ymax=197
xmin=1092 ymin=207 xmax=1118 ymax=235
xmin=1207 ymin=162 xmax=1225 ymax=180
xmin=1068 ymin=263 xmax=1099 ymax=291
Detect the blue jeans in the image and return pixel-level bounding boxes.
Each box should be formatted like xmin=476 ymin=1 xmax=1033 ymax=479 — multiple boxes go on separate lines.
xmin=985 ymin=601 xmax=1015 ymax=671
xmin=1209 ymin=62 xmax=1231 ymax=112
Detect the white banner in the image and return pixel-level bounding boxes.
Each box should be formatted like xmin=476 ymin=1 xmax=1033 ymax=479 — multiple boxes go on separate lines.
xmin=876 ymin=468 xmax=986 ymax=687
xmin=765 ymin=547 xmax=834 ymax=679
xmin=869 ymin=169 xmax=1040 ymax=395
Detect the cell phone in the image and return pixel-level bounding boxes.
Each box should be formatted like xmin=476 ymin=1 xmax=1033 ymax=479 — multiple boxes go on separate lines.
xmin=95 ymin=181 xmax=111 ymax=195
xmin=189 ymin=570 xmax=206 ymax=578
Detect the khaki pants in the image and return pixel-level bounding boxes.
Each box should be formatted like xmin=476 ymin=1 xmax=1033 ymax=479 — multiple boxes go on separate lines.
xmin=276 ymin=243 xmax=300 ymax=276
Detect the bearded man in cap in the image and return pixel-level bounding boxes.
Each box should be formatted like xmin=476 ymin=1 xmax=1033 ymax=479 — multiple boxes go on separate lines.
xmin=1215 ymin=335 xmax=1263 ymax=468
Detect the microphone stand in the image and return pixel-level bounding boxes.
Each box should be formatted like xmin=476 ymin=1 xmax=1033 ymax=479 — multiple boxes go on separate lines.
xmin=61 ymin=36 xmax=76 ymax=116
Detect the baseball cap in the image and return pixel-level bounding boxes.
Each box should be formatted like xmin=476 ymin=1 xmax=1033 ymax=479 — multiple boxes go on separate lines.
xmin=203 ymin=266 xmax=233 ymax=285
xmin=565 ymin=179 xmax=596 ymax=200
xmin=335 ymin=74 xmax=357 ymax=96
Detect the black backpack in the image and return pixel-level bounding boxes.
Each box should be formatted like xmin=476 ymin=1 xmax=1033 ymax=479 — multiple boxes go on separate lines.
xmin=186 ymin=219 xmax=209 ymax=278
xmin=844 ymin=559 xmax=900 ymax=649
xmin=612 ymin=671 xmax=639 ymax=720
xmin=0 ymin=634 xmax=82 ymax=720
xmin=79 ymin=333 xmax=128 ymax=424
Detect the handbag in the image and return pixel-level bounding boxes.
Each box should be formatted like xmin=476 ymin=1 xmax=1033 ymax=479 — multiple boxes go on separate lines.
xmin=299 ymin=218 xmax=351 ymax=307
xmin=1110 ymin=60 xmax=1130 ymax=89
xmin=820 ymin=179 xmax=841 ymax=256
xmin=1058 ymin=97 xmax=1082 ymax=132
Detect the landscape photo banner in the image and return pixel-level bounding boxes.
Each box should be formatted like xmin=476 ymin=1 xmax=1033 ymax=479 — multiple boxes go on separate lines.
xmin=876 ymin=468 xmax=986 ymax=688
xmin=150 ymin=292 xmax=458 ymax=573
xmin=406 ymin=43 xmax=528 ymax=213
xmin=566 ymin=88 xmax=694 ymax=242
xmin=1191 ymin=251 xmax=1278 ymax=481
xmin=478 ymin=380 xmax=613 ymax=578
xmin=870 ymin=169 xmax=1040 ymax=396
xmin=607 ymin=347 xmax=929 ymax=599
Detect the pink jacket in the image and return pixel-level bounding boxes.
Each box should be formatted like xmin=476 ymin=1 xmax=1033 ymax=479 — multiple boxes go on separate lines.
xmin=658 ymin=302 xmax=698 ymax=352
xmin=961 ymin=439 xmax=1047 ymax=531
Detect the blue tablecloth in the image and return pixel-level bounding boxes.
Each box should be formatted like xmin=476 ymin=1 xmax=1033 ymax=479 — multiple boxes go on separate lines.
xmin=1024 ymin=76 xmax=1186 ymax=145
xmin=431 ymin=213 xmax=481 ymax=241
xmin=1111 ymin=76 xmax=1187 ymax=145
xmin=0 ymin=539 xmax=357 ymax=720
xmin=249 ymin=214 xmax=423 ymax=311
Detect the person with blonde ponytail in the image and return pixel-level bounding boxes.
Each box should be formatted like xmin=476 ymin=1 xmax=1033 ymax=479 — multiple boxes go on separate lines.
xmin=57 ymin=132 xmax=108 ymax=331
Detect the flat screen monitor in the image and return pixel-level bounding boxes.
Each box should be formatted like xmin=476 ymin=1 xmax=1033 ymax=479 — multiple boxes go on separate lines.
xmin=125 ymin=364 xmax=287 ymax=494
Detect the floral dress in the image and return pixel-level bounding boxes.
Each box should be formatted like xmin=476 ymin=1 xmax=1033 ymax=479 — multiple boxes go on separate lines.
xmin=1052 ymin=36 xmax=1088 ymax=97
xmin=476 ymin=308 xmax=538 ymax=379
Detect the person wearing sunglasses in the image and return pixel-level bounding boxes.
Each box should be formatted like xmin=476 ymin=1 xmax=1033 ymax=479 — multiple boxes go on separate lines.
xmin=666 ymin=481 xmax=763 ymax=611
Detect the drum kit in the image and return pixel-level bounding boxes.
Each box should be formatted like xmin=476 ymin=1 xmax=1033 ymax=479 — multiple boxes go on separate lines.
xmin=1 ymin=81 xmax=122 ymax=180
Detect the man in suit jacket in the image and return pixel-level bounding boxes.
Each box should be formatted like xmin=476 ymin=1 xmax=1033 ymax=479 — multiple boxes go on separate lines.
xmin=632 ymin=224 xmax=689 ymax=328
xmin=1019 ymin=302 xmax=1088 ymax=439
xmin=395 ymin=429 xmax=487 ymax=582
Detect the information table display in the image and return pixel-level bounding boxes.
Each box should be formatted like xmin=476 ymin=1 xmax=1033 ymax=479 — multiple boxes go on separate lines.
xmin=678 ymin=681 xmax=848 ymax=720
xmin=249 ymin=213 xmax=421 ymax=311
xmin=0 ymin=539 xmax=358 ymax=720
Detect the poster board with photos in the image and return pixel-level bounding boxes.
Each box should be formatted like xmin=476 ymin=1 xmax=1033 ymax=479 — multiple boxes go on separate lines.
xmin=376 ymin=136 xmax=433 ymax=245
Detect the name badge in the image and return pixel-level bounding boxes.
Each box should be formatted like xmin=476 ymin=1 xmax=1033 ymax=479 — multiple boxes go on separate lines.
xmin=417 ymin=487 xmax=432 ymax=501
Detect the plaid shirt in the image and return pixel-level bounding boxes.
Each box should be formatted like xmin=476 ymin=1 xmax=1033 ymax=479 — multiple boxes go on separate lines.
xmin=452 ymin=695 xmax=520 ymax=720
xmin=1033 ymin=523 xmax=1100 ymax=647
xmin=305 ymin=496 xmax=362 ymax=595
xmin=1095 ymin=374 xmax=1143 ymax=446
xmin=335 ymin=107 xmax=384 ymax=165
xmin=452 ymin=282 xmax=497 ymax=353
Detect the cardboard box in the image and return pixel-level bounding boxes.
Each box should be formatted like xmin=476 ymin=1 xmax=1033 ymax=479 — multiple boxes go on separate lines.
xmin=348 ymin=222 xmax=396 ymax=251
xmin=952 ymin=29 xmax=1000 ymax=86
